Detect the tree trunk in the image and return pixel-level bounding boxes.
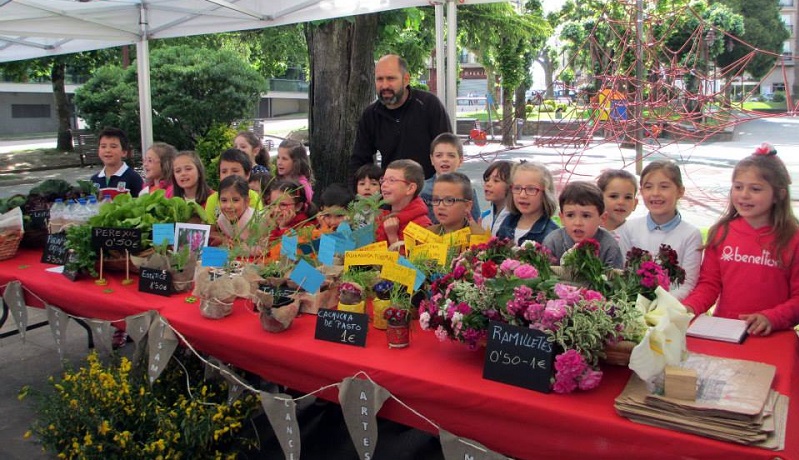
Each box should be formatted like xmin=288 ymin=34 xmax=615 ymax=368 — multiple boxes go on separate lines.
xmin=514 ymin=84 xmax=526 ymax=121
xmin=51 ymin=60 xmax=73 ymax=151
xmin=539 ymin=51 xmax=555 ymax=99
xmin=306 ymin=15 xmax=379 ymax=194
xmin=501 ymin=84 xmax=515 ymax=146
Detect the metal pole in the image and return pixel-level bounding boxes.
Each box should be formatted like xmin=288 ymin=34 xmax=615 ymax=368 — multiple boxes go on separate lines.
xmin=435 ymin=4 xmax=446 ymax=107
xmin=634 ymin=0 xmax=644 ymax=175
xmin=136 ymin=5 xmax=153 ymax=156
xmin=446 ymin=0 xmax=457 ymax=133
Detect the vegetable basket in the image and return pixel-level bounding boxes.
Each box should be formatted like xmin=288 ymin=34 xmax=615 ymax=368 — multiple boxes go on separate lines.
xmin=0 ymin=229 xmax=23 ymax=261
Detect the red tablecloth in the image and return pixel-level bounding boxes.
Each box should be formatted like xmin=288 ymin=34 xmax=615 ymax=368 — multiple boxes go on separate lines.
xmin=2 ymin=249 xmax=797 ymax=459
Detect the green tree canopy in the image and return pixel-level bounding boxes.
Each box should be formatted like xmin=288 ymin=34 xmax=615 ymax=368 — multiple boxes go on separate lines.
xmin=74 ymin=45 xmax=266 ymax=151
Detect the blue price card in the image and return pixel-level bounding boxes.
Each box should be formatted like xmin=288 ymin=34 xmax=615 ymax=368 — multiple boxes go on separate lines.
xmin=352 ymin=223 xmax=375 ymax=249
xmin=201 ymin=247 xmax=229 ymax=267
xmin=289 ymin=259 xmax=325 ymax=294
xmin=318 ymin=234 xmax=337 ymax=266
xmin=398 ymin=256 xmax=425 ymax=291
xmin=151 ymin=223 xmax=175 ymax=246
xmin=336 ymin=221 xmax=352 ymax=237
xmin=281 ymin=234 xmax=298 ymax=261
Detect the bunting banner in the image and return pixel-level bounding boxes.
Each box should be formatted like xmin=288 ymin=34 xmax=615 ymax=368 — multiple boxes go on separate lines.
xmin=126 ymin=311 xmax=155 ymax=367
xmin=85 ymin=319 xmax=113 ymax=355
xmin=338 ymin=377 xmax=391 ymax=460
xmin=204 ymin=356 xmax=223 ymax=382
xmin=45 ymin=304 xmax=69 ymax=362
xmin=260 ymin=392 xmax=301 ymax=460
xmin=147 ymin=315 xmax=178 ymax=384
xmin=3 ymin=281 xmax=28 ymax=342
xmin=439 ymin=429 xmax=507 ymax=460
xmin=217 ymin=362 xmax=245 ymax=404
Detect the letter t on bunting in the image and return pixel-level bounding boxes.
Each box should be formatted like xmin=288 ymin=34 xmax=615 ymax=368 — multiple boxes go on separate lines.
xmin=338 ymin=377 xmax=391 ymax=459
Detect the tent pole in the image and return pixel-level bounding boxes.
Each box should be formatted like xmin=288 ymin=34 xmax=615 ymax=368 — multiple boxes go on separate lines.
xmin=136 ymin=5 xmax=153 ymax=157
xmin=446 ymin=0 xmax=457 ymax=133
xmin=435 ymin=3 xmax=446 ymax=108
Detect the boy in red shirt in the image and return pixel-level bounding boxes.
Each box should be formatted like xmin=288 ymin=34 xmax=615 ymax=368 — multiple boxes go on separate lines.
xmin=376 ymin=159 xmax=432 ymax=251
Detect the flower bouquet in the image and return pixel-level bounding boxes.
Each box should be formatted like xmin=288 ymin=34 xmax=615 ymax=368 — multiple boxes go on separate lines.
xmin=419 ymin=237 xmax=639 ymax=393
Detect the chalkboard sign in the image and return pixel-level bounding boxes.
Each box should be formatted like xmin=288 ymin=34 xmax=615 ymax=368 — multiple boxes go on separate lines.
xmin=91 ymin=227 xmax=142 ymax=252
xmin=41 ymin=232 xmax=68 ymax=265
xmin=28 ymin=208 xmax=49 ymax=230
xmin=63 ymin=250 xmax=80 ymax=282
xmin=483 ymin=321 xmax=557 ymax=393
xmin=314 ymin=310 xmax=368 ymax=347
xmin=138 ymin=267 xmax=173 ymax=297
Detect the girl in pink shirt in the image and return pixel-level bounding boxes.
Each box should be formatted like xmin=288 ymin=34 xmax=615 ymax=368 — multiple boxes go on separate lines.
xmin=276 ymin=139 xmax=314 ymax=203
xmin=683 ymin=143 xmax=799 ymax=336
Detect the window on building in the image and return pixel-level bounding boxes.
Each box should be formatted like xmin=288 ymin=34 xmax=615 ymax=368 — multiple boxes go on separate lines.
xmin=779 ymin=0 xmax=794 ymax=7
xmin=773 ymin=83 xmax=786 ymax=93
xmin=11 ymin=104 xmax=51 ymax=118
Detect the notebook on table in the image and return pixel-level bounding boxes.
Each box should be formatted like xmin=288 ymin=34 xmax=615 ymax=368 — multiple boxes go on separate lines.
xmin=687 ymin=315 xmax=748 ymax=344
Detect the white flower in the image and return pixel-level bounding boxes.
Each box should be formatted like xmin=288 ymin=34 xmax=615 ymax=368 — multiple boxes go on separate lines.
xmin=419 ymin=311 xmax=431 ymax=329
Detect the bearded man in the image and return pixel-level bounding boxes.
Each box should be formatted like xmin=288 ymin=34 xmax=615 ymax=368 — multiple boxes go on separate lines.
xmin=350 ymin=54 xmax=452 ymax=180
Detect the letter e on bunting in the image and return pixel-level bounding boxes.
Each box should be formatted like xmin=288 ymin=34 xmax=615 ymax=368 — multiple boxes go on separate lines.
xmin=439 ymin=429 xmax=507 ymax=460
xmin=147 ymin=315 xmax=178 ymax=384
xmin=338 ymin=377 xmax=390 ymax=459
xmin=261 ymin=392 xmax=301 ymax=460
xmin=3 ymin=281 xmax=28 ymax=342
xmin=45 ymin=304 xmax=69 ymax=363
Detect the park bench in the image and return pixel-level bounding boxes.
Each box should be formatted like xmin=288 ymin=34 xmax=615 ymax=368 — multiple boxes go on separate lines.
xmin=71 ymin=129 xmax=101 ymax=167
xmin=533 ymin=124 xmax=593 ymax=148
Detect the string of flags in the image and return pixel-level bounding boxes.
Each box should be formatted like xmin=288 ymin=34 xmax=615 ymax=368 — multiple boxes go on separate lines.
xmin=0 ymin=281 xmax=507 ymax=460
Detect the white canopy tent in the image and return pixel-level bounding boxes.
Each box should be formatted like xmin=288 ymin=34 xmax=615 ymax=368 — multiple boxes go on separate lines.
xmin=0 ymin=0 xmax=499 ymax=148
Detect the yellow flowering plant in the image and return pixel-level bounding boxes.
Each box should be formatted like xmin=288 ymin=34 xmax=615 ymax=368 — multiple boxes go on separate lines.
xmin=20 ymin=351 xmax=260 ymax=459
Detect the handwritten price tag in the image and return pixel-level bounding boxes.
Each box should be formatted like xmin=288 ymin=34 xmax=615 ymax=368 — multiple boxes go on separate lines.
xmin=380 ymin=262 xmax=417 ymax=292
xmin=344 ymin=250 xmax=398 ymax=268
xmin=412 ymin=242 xmax=449 ymax=266
xmin=403 ymin=222 xmax=441 ymax=245
xmin=469 ymin=233 xmax=491 ymax=247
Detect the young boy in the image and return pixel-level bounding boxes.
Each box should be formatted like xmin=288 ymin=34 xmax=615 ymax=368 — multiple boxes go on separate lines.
xmin=319 ymin=183 xmax=354 ymax=232
xmin=543 ymin=181 xmax=623 ymax=268
xmin=420 ymin=133 xmax=481 ymax=223
xmin=354 ymin=164 xmax=382 ymax=198
xmin=90 ymin=127 xmax=143 ymax=198
xmin=596 ymin=169 xmax=638 ymax=239
xmin=376 ymin=159 xmax=432 ymax=251
xmin=205 ymin=148 xmax=264 ymax=225
xmin=427 ymin=172 xmax=485 ymax=236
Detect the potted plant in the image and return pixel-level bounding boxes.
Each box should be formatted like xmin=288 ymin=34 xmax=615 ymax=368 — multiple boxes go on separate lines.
xmin=385 ymin=285 xmax=412 ymax=348
xmin=372 ymin=280 xmax=394 ymax=329
xmin=337 ymin=281 xmax=365 ymax=313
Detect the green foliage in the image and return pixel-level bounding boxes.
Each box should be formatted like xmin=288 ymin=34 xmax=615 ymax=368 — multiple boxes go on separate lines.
xmin=74 ymin=45 xmax=266 ymax=151
xmin=194 ymin=123 xmax=237 ymax=191
xmin=716 ymin=0 xmax=789 ymax=79
xmin=771 ymin=91 xmax=786 ymax=103
xmin=376 ymin=8 xmax=436 ymax=78
xmin=22 ymin=351 xmax=259 ymax=459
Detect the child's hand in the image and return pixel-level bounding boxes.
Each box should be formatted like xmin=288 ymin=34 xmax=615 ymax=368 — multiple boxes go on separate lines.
xmin=383 ymin=216 xmax=400 ymax=243
xmin=739 ymin=313 xmax=772 ymax=336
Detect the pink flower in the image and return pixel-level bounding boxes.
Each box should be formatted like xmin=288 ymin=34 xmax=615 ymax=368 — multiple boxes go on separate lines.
xmin=554 ymin=283 xmax=581 ymax=303
xmin=582 ymin=289 xmax=605 ymax=302
xmin=553 ymin=377 xmax=578 ymax=394
xmin=544 ymin=299 xmax=568 ymax=322
xmin=453 ymin=264 xmax=467 ymax=280
xmin=554 ymin=349 xmax=588 ymax=381
xmin=434 ymin=326 xmax=449 ymax=342
xmin=499 ymin=259 xmax=521 ymax=273
xmin=578 ymin=369 xmax=603 ymax=391
xmin=513 ymin=264 xmax=539 ymax=279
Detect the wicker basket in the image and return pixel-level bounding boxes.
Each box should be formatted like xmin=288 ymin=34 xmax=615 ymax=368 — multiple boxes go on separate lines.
xmin=603 ymin=340 xmax=636 ymax=366
xmin=0 ymin=230 xmax=23 ymax=261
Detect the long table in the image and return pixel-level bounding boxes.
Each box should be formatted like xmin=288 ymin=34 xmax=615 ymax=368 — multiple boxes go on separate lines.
xmin=1 ymin=249 xmax=797 ymax=459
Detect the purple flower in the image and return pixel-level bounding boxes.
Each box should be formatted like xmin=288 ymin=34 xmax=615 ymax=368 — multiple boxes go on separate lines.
xmin=513 ymin=264 xmax=539 ymax=279
xmin=578 ymin=369 xmax=603 ymax=391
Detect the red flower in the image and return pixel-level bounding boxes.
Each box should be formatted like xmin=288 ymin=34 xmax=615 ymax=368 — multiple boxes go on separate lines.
xmin=481 ymin=260 xmax=498 ymax=279
xmin=754 ymin=142 xmax=777 ymax=156
xmin=577 ymin=238 xmax=600 ymax=257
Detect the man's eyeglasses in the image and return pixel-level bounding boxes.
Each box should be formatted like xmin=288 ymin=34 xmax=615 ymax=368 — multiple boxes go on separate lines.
xmin=511 ymin=185 xmax=543 ymax=196
xmin=430 ymin=197 xmax=471 ymax=206
xmin=379 ymin=177 xmax=411 ymax=185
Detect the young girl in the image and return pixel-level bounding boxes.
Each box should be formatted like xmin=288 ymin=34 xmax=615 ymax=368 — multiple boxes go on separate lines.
xmin=141 ymin=142 xmax=177 ymax=195
xmin=216 ymin=175 xmax=256 ymax=246
xmin=496 ymin=162 xmax=559 ymax=245
xmin=276 ymin=140 xmax=314 ymax=202
xmin=481 ymin=160 xmax=513 ymax=236
xmin=354 ymin=163 xmax=382 ymax=198
xmin=268 ymin=179 xmax=315 ymax=242
xmin=234 ymin=131 xmax=270 ymax=174
xmin=683 ymin=144 xmax=799 ymax=335
xmin=596 ymin=169 xmax=639 ymax=239
xmin=169 ymin=151 xmax=213 ymax=206
xmin=618 ymin=160 xmax=702 ymax=300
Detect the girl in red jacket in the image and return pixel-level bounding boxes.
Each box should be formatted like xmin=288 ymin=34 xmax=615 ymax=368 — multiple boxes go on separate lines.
xmin=683 ymin=143 xmax=799 ymax=336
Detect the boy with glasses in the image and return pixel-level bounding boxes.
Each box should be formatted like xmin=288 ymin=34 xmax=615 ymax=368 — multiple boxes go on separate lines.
xmin=427 ymin=172 xmax=486 ymax=236
xmin=375 ymin=159 xmax=432 ymax=252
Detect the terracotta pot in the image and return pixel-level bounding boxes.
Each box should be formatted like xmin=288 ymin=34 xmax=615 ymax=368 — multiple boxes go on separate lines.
xmin=372 ymin=299 xmax=391 ymax=330
xmin=386 ymin=323 xmax=410 ymax=348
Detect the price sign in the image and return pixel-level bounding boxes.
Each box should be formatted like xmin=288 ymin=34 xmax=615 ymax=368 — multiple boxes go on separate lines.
xmin=482 ymin=321 xmax=557 ymax=393
xmin=91 ymin=227 xmax=142 ymax=252
xmin=62 ymin=251 xmax=80 ymax=282
xmin=28 ymin=208 xmax=49 ymax=230
xmin=314 ymin=310 xmax=368 ymax=347
xmin=138 ymin=267 xmax=173 ymax=297
xmin=41 ymin=232 xmax=68 ymax=265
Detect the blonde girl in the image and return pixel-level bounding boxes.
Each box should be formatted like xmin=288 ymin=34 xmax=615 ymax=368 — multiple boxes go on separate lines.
xmin=496 ymin=161 xmax=559 ymax=245
xmin=683 ymin=144 xmax=799 ymax=335
xmin=141 ymin=142 xmax=177 ymax=195
xmin=618 ymin=160 xmax=702 ymax=300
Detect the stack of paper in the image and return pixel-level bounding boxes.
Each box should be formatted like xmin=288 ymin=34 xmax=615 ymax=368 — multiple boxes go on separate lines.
xmin=615 ymin=353 xmax=788 ymax=450
xmin=687 ymin=315 xmax=749 ymax=344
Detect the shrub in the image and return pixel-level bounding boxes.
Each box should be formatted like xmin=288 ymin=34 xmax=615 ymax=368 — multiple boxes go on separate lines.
xmin=195 ymin=123 xmax=237 ymax=191
xmin=772 ymin=91 xmax=786 ymax=103
xmin=21 ymin=351 xmax=260 ymax=459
